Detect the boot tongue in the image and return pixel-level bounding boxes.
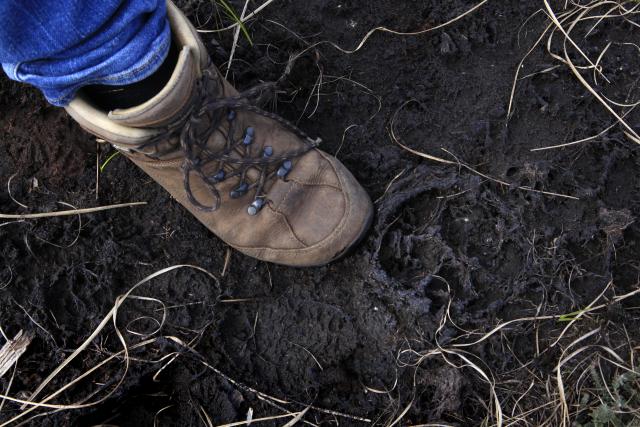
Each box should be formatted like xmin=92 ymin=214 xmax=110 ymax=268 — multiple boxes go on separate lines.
xmin=108 ymin=46 xmax=199 ymax=129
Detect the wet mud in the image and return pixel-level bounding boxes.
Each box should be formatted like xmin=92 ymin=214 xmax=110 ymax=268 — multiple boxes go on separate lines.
xmin=1 ymin=0 xmax=639 ymax=425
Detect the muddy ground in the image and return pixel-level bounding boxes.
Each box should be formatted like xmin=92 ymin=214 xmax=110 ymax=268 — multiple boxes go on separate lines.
xmin=1 ymin=0 xmax=639 ymax=425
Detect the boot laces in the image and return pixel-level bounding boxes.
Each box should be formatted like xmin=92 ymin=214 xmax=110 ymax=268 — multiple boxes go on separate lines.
xmin=138 ymin=68 xmax=320 ymax=215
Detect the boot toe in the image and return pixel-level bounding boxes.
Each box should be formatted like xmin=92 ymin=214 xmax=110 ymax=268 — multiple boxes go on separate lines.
xmin=240 ymin=149 xmax=373 ymax=267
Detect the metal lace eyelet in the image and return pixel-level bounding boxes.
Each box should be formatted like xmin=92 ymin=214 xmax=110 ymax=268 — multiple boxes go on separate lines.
xmin=247 ymin=197 xmax=265 ymax=216
xmin=262 ymin=146 xmax=273 ymax=158
xmin=230 ymin=182 xmax=249 ymax=199
xmin=212 ymin=169 xmax=226 ymax=182
xmin=277 ymin=160 xmax=293 ymax=179
xmin=243 ymin=127 xmax=255 ymax=146
xmin=227 ymin=110 xmax=236 ymax=121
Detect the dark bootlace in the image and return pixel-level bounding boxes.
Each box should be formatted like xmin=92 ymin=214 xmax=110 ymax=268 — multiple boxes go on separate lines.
xmin=135 ymin=68 xmax=320 ymax=215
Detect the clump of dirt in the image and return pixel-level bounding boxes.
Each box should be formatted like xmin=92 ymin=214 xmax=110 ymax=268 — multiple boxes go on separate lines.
xmin=1 ymin=0 xmax=639 ymax=425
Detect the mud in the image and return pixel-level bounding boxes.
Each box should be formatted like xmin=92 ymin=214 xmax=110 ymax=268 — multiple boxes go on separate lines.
xmin=1 ymin=0 xmax=639 ymax=425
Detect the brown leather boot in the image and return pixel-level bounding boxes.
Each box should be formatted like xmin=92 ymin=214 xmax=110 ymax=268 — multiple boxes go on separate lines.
xmin=65 ymin=1 xmax=373 ymax=267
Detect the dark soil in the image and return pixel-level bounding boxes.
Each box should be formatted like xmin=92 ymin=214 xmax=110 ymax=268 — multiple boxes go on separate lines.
xmin=1 ymin=0 xmax=639 ymax=425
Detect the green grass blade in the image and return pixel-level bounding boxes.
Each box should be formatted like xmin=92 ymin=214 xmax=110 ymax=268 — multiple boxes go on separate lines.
xmin=100 ymin=151 xmax=122 ymax=173
xmin=216 ymin=0 xmax=253 ymax=45
xmin=558 ymin=309 xmax=586 ymax=322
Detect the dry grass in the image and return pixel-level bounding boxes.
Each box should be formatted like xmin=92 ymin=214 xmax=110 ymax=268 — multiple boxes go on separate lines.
xmin=387 ymin=277 xmax=640 ymax=427
xmin=0 ymin=202 xmax=147 ymax=220
xmin=2 ymin=1 xmax=639 ymax=426
xmin=390 ymin=100 xmax=581 ymax=201
xmin=0 ymin=331 xmax=31 ymax=379
xmin=385 ymin=7 xmax=640 ymax=421
xmin=508 ymin=0 xmax=640 ymax=150
xmin=0 ymin=264 xmax=371 ymax=426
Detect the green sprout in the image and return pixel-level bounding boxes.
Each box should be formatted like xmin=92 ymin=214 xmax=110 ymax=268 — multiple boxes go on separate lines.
xmin=558 ymin=309 xmax=587 ymax=322
xmin=99 ymin=151 xmax=122 ymax=173
xmin=216 ymin=0 xmax=253 ymax=45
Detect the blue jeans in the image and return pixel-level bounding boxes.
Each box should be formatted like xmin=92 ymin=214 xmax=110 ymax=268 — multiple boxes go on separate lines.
xmin=0 ymin=0 xmax=170 ymax=107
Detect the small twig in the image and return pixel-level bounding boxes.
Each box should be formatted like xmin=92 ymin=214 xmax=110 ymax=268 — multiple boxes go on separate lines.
xmin=0 ymin=202 xmax=147 ymax=219
xmin=321 ymin=0 xmax=489 ymax=55
xmin=0 ymin=364 xmax=17 ymax=413
xmin=335 ymin=124 xmax=359 ymax=158
xmin=7 ymin=174 xmax=28 ymax=209
xmin=216 ymin=412 xmax=301 ymax=427
xmin=290 ymin=341 xmax=324 ymax=371
xmin=0 ymin=330 xmax=33 ymax=378
xmin=33 ymin=202 xmax=83 ymax=249
xmin=221 ymin=247 xmax=232 ymax=277
xmin=14 ymin=302 xmax=56 ymax=346
xmin=95 ymin=141 xmax=100 ymax=201
xmin=0 ymin=265 xmax=13 ymax=290
xmin=374 ymin=168 xmax=408 ymax=204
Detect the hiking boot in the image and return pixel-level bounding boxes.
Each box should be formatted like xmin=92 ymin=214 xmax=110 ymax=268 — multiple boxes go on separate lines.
xmin=65 ymin=1 xmax=373 ymax=267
